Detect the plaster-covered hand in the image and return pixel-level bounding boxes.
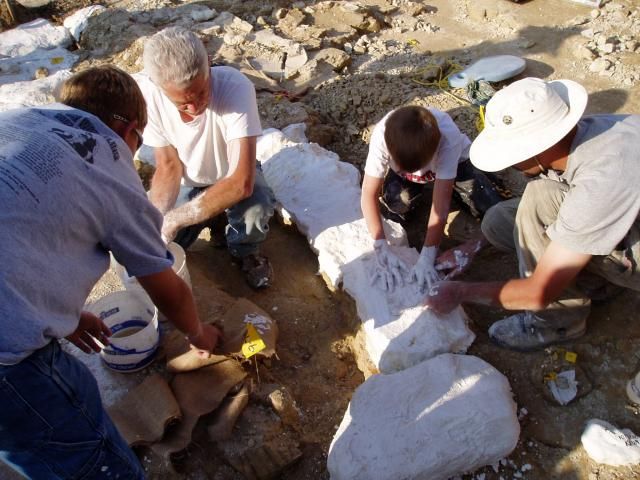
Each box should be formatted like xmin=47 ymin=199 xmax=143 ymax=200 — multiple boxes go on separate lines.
xmin=411 ymin=246 xmax=440 ymax=293
xmin=187 ymin=323 xmax=223 ymax=359
xmin=66 ymin=311 xmax=112 ymax=353
xmin=424 ymin=281 xmax=463 ymax=315
xmin=370 ymin=239 xmax=409 ymax=292
xmin=161 ymin=213 xmax=180 ymax=244
xmin=435 ymin=238 xmax=484 ymax=280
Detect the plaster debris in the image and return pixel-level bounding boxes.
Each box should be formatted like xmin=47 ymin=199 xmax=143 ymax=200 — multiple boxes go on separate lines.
xmin=327 ymin=354 xmax=520 ymax=480
xmin=581 ymin=419 xmax=640 ymax=466
xmin=547 ymin=369 xmax=579 ymax=405
xmin=257 ymin=128 xmax=474 ymax=372
xmin=243 ymin=313 xmax=273 ymax=335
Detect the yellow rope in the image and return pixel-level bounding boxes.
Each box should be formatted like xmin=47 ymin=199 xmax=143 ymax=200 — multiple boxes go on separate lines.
xmin=410 ymin=61 xmax=486 ymax=133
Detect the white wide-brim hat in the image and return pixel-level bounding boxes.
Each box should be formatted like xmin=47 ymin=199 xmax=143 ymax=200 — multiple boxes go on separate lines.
xmin=470 ymin=77 xmax=588 ymax=172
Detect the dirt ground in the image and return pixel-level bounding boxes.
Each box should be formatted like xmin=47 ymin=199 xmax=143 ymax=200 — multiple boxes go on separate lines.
xmin=2 ymin=0 xmax=640 ymax=479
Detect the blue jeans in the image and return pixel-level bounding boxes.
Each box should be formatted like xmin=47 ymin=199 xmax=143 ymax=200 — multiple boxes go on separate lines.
xmin=0 ymin=341 xmax=145 ymax=479
xmin=174 ymin=164 xmax=276 ymax=258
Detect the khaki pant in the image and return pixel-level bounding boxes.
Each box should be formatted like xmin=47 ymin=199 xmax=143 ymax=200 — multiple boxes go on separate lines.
xmin=480 ymin=179 xmax=640 ymax=328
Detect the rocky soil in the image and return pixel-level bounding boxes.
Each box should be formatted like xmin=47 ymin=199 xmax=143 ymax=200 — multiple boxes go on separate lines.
xmin=2 ymin=0 xmax=640 ymax=479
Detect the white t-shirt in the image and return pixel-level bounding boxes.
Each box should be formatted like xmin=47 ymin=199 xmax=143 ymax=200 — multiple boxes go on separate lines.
xmin=137 ymin=66 xmax=263 ymax=187
xmin=364 ymin=108 xmax=471 ymax=183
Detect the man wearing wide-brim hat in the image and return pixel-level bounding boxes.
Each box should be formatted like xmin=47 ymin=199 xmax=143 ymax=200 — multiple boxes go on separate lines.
xmin=426 ymin=77 xmax=640 ymax=351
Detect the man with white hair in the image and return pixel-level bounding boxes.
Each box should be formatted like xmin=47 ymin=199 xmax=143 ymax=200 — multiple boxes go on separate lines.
xmin=427 ymin=77 xmax=640 ymax=351
xmin=138 ymin=27 xmax=275 ymax=289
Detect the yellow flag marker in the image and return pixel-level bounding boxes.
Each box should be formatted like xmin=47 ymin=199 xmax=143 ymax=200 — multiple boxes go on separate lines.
xmin=242 ymin=324 xmax=266 ymax=358
xmin=565 ymin=351 xmax=578 ymax=363
xmin=50 ymin=57 xmax=64 ymax=65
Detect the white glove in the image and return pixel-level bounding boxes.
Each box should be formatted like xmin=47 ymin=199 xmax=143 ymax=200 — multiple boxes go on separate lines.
xmin=369 ymin=239 xmax=409 ymax=292
xmin=411 ymin=246 xmax=440 ymax=293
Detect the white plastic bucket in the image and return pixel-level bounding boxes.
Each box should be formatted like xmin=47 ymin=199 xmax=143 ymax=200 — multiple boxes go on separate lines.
xmin=168 ymin=242 xmax=192 ymax=288
xmin=85 ymin=291 xmax=159 ymax=373
xmin=113 ymin=242 xmax=192 ymax=321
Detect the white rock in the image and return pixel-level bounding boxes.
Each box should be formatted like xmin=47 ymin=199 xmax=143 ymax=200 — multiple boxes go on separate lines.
xmin=281 ymin=123 xmax=308 ymax=143
xmin=602 ymin=43 xmax=615 ymax=53
xmin=14 ymin=0 xmax=51 ymax=7
xmin=0 ymin=47 xmax=77 ymax=85
xmin=190 ymin=7 xmax=217 ymax=23
xmin=212 ymin=11 xmax=253 ymax=34
xmin=246 ymin=30 xmax=307 ymax=81
xmin=581 ymin=28 xmax=595 ymax=38
xmin=0 ymin=18 xmax=73 ymax=57
xmin=328 ymin=354 xmax=520 ymax=480
xmin=63 ymin=5 xmax=106 ymax=41
xmin=0 ymin=70 xmax=72 ymax=112
xmin=257 ymin=130 xmax=475 ymax=372
xmin=589 ymin=57 xmax=611 ymax=72
xmin=581 ymin=419 xmax=640 ymax=466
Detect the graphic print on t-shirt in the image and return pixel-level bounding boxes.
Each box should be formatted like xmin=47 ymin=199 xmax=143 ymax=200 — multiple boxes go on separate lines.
xmin=49 ymin=128 xmax=98 ymax=164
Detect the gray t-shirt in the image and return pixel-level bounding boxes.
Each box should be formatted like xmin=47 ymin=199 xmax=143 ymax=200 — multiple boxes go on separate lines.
xmin=0 ymin=104 xmax=172 ymax=364
xmin=547 ymin=114 xmax=640 ymax=255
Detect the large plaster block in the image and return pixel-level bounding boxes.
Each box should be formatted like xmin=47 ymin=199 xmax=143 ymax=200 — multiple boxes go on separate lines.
xmin=342 ymin=248 xmax=474 ymax=373
xmin=257 ymin=129 xmax=475 ymax=372
xmin=0 ymin=70 xmax=72 ymax=112
xmin=0 ymin=19 xmax=72 ymax=57
xmin=0 ymin=47 xmax=77 ymax=86
xmin=328 ymin=354 xmax=520 ymax=480
xmin=63 ymin=5 xmax=106 ymax=42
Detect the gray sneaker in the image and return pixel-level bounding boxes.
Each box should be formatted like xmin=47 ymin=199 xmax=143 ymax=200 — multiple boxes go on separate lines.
xmin=488 ymin=311 xmax=586 ymax=352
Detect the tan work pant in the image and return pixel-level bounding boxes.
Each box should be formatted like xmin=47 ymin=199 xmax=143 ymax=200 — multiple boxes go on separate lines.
xmin=480 ymin=179 xmax=640 ymax=328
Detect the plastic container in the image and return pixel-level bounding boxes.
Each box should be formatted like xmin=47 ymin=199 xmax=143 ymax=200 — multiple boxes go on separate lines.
xmin=448 ymin=55 xmax=527 ymax=88
xmin=113 ymin=242 xmax=192 ymax=321
xmin=85 ymin=291 xmax=159 ymax=373
xmin=627 ymin=371 xmax=640 ymax=405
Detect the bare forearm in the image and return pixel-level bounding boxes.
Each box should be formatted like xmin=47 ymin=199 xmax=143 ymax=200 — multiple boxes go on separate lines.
xmin=362 ymin=194 xmax=385 ymax=240
xmin=138 ymin=269 xmax=201 ymax=336
xmin=424 ymin=213 xmax=447 ymax=247
xmin=149 ymin=148 xmax=182 ymax=215
xmin=149 ymin=172 xmax=180 ymax=214
xmin=458 ymin=278 xmax=547 ymax=310
xmin=425 ymin=178 xmax=454 ymax=247
xmin=362 ymin=175 xmax=385 ymax=240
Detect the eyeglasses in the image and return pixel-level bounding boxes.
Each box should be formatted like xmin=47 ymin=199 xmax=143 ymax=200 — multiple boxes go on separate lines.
xmin=534 ymin=156 xmax=548 ymax=175
xmin=113 ymin=113 xmax=144 ymax=151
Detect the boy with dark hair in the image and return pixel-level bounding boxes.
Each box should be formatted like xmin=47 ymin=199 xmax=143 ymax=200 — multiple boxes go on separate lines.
xmin=362 ymin=105 xmax=501 ymax=293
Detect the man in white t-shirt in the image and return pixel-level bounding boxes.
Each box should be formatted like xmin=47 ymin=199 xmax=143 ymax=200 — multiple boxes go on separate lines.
xmin=426 ymin=78 xmax=640 ymax=351
xmin=362 ymin=106 xmax=502 ymax=293
xmin=138 ymin=27 xmax=275 ymax=289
